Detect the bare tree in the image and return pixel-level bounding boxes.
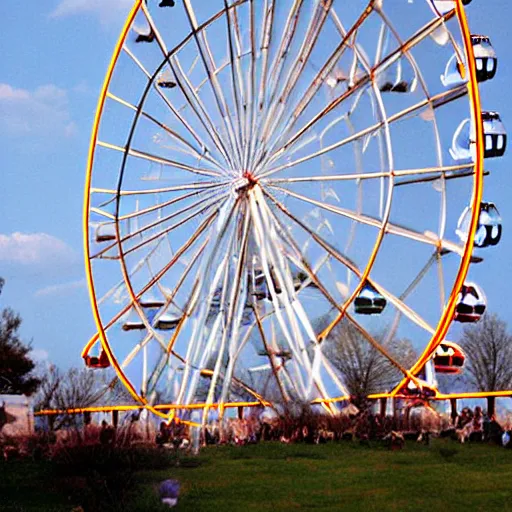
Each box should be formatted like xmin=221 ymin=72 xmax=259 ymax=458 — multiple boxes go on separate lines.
xmin=326 ymin=319 xmax=417 ymax=407
xmin=36 ymin=366 xmax=137 ymax=429
xmin=459 ymin=313 xmax=512 ymax=391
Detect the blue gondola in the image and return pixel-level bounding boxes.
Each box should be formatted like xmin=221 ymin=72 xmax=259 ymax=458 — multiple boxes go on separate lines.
xmin=454 ymin=282 xmax=486 ymax=323
xmin=354 ymin=282 xmax=386 ymax=315
xmin=450 ymin=111 xmax=507 ymax=161
xmin=456 ymin=201 xmax=502 ymax=248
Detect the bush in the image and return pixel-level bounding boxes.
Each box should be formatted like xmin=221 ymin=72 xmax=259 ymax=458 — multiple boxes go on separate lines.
xmin=50 ymin=441 xmax=177 ymax=511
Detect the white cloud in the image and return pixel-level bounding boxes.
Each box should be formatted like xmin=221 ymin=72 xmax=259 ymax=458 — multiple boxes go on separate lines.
xmin=0 ymin=83 xmax=77 ymax=140
xmin=0 ymin=233 xmax=78 ymax=266
xmin=34 ymin=279 xmax=86 ymax=298
xmin=50 ymin=0 xmax=133 ymax=23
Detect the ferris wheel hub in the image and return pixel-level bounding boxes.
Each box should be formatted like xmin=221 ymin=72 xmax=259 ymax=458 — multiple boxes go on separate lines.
xmin=231 ymin=171 xmax=259 ymax=197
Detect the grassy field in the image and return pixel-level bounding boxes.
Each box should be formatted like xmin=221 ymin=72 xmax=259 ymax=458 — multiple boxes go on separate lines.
xmin=3 ymin=439 xmax=512 ymax=511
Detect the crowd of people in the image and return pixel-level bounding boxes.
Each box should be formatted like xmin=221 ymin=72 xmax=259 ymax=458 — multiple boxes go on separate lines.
xmin=152 ymin=403 xmax=512 ymax=450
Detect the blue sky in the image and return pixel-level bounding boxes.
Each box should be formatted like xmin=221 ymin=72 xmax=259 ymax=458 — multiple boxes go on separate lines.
xmin=1 ymin=0 xmax=511 ymax=371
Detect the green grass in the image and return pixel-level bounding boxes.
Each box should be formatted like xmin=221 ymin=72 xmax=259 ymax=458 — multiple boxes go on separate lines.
xmin=3 ymin=440 xmax=512 ymax=511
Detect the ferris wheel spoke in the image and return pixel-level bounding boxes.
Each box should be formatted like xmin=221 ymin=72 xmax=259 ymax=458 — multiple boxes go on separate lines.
xmin=90 ymin=212 xmax=219 ymax=360
xmin=276 ymin=0 xmax=334 ymax=107
xmin=259 ymin=83 xmax=467 ymax=180
xmin=178 ymin=1 xmax=244 ymax=169
xmin=257 ymin=190 xmax=343 ymax=311
xmin=249 ymin=208 xmax=311 ymax=394
xmin=224 ymin=1 xmax=248 ymax=163
xmin=124 ymin=42 xmax=231 ymax=171
xmin=264 ymin=193 xmax=436 ymax=341
xmin=259 ymin=198 xmax=362 ymax=399
xmin=91 ymin=187 xmax=224 ymax=259
xmin=251 ymin=0 xmax=335 ymax=169
xmin=249 ymin=0 xmax=305 ymax=166
xmin=262 ymin=185 xmax=441 ymax=339
xmin=140 ymin=2 xmax=240 ymax=171
xmin=96 ymin=237 xmax=166 ymax=307
xmin=264 ymin=163 xmax=474 ymax=185
xmin=178 ymin=215 xmax=243 ymax=409
xmin=117 ymin=183 xmax=229 ymax=222
xmin=344 ymin=312 xmax=420 ymax=383
xmin=264 ymin=1 xmax=305 ymax=106
xmin=105 ymin=91 xmax=224 ymax=172
xmin=121 ymin=45 xmax=224 ymax=165
xmin=93 ymin=180 xmax=226 ymax=197
xmin=266 ymin=171 xmax=389 ymax=185
xmin=172 ymin=53 xmax=240 ymax=170
xmin=263 ymin=10 xmax=458 ymax=170
xmin=250 ymin=190 xmax=335 ymax=401
xmin=249 ymin=0 xmax=275 ymax=166
xmin=252 ymin=305 xmax=291 ymax=403
xmin=380 ymin=252 xmax=438 ymax=349
xmin=240 ymin=0 xmax=256 ymax=170
xmin=96 ymin=140 xmax=222 ymax=178
xmin=267 ymin=183 xmax=383 ymax=232
xmin=394 ymin=165 xmax=478 ymax=187
xmin=178 ymin=202 xmax=249 ymax=409
xmin=134 ymin=239 xmax=211 ymax=398
xmin=368 ymin=278 xmax=435 ymax=335
xmin=263 ymin=187 xmax=360 ymax=275
xmin=216 ymin=210 xmax=254 ymax=411
xmin=253 ymin=205 xmax=330 ymax=401
xmin=267 ymin=182 xmax=467 ymax=257
xmin=122 ymin=194 xmax=228 ymax=258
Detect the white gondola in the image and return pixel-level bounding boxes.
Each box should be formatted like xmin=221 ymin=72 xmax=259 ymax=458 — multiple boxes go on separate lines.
xmin=482 ymin=111 xmax=507 ymax=158
xmin=472 ymin=35 xmax=498 ymax=82
xmin=156 ymin=70 xmax=176 ymax=89
xmin=250 ymin=267 xmax=317 ymax=301
xmin=140 ymin=298 xmax=165 ymax=309
xmin=122 ymin=320 xmax=146 ymax=331
xmin=154 ymin=313 xmax=181 ymax=331
xmin=122 ymin=307 xmax=147 ymax=331
xmin=442 ymin=35 xmax=497 ymax=87
xmin=454 ymin=282 xmax=486 ymax=323
xmin=378 ymin=60 xmax=417 ymax=94
xmin=95 ymin=223 xmax=116 ymax=243
xmin=134 ymin=26 xmax=154 ymax=44
xmin=450 ymin=111 xmax=507 ymax=161
xmin=456 ymin=201 xmax=502 ymax=248
xmin=440 ymin=54 xmax=465 ymax=87
xmin=428 ymin=0 xmax=472 ymax=17
xmin=450 ymin=118 xmax=472 ymax=161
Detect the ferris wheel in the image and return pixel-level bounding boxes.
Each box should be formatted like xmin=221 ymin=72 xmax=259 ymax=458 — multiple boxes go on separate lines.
xmin=81 ymin=0 xmax=506 ymax=422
